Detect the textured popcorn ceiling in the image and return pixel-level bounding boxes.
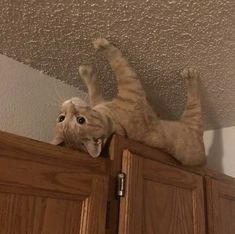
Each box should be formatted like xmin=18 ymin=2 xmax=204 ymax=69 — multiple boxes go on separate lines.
xmin=0 ymin=0 xmax=235 ymax=130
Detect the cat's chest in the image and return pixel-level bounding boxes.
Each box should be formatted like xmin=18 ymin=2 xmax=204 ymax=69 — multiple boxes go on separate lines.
xmin=96 ymin=101 xmax=151 ymax=139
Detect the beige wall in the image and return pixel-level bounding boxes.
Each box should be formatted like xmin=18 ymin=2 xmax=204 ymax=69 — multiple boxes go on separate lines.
xmin=204 ymin=126 xmax=235 ymax=177
xmin=0 ymin=54 xmax=86 ymax=142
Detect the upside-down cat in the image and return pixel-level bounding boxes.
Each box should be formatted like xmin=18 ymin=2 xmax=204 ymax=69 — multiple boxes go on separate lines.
xmin=52 ymin=38 xmax=206 ymax=166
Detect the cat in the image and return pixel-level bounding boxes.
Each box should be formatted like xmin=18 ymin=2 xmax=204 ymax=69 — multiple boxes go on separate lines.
xmin=52 ymin=38 xmax=206 ymax=166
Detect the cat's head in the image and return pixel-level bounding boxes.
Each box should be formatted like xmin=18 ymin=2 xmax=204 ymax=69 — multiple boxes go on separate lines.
xmin=51 ymin=97 xmax=111 ymax=157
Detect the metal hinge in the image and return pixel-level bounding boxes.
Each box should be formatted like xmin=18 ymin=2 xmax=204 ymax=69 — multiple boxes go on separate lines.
xmin=116 ymin=172 xmax=126 ymax=197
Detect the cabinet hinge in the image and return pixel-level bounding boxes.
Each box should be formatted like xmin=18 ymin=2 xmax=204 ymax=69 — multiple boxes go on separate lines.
xmin=116 ymin=172 xmax=126 ymax=197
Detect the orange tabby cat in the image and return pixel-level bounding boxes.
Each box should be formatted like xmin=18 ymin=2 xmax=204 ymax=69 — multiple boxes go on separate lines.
xmin=52 ymin=38 xmax=206 ymax=166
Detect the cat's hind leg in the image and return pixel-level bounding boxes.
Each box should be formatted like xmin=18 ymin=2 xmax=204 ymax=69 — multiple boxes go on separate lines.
xmin=79 ymin=65 xmax=104 ymax=107
xmin=180 ymin=68 xmax=203 ymax=131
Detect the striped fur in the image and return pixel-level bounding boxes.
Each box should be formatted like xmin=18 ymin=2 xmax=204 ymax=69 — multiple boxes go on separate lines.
xmin=52 ymin=38 xmax=206 ymax=165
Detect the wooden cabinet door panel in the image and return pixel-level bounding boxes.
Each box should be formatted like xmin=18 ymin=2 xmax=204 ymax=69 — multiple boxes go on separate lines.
xmin=119 ymin=150 xmax=205 ymax=234
xmin=0 ymin=193 xmax=83 ymax=233
xmin=0 ymin=132 xmax=109 ymax=234
xmin=206 ymin=177 xmax=235 ymax=234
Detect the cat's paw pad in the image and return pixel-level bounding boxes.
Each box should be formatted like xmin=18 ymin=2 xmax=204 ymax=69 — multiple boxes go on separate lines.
xmin=181 ymin=68 xmax=199 ymax=80
xmin=93 ymin=38 xmax=110 ymax=50
xmin=79 ymin=65 xmax=95 ymax=78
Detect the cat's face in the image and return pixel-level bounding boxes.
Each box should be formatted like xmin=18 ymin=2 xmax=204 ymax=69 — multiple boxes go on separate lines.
xmin=52 ymin=97 xmax=109 ymax=158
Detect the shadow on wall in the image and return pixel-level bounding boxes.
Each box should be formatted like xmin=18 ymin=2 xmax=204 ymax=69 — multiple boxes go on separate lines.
xmin=143 ymin=69 xmax=185 ymax=121
xmin=201 ymin=84 xmax=224 ymax=173
xmin=207 ymin=129 xmax=224 ymax=172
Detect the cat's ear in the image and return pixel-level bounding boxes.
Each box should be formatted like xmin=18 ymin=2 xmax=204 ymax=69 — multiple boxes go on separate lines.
xmin=84 ymin=139 xmax=103 ymax=158
xmin=51 ymin=135 xmax=64 ymax=145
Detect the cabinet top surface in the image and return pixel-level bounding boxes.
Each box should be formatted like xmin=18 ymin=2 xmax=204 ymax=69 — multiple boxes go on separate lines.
xmin=0 ymin=130 xmax=234 ymax=185
xmin=0 ymin=130 xmax=108 ymax=174
xmin=110 ymin=135 xmax=235 ymax=185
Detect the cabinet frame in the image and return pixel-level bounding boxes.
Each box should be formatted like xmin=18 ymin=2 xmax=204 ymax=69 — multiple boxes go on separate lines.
xmin=0 ymin=131 xmax=235 ymax=234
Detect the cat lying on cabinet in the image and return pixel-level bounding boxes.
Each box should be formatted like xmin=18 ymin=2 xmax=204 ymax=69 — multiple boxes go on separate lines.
xmin=51 ymin=38 xmax=206 ymax=166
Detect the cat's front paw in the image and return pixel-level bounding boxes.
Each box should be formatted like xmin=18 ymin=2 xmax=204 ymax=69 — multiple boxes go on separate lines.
xmin=93 ymin=38 xmax=110 ymax=50
xmin=79 ymin=65 xmax=94 ymax=77
xmin=181 ymin=68 xmax=199 ymax=80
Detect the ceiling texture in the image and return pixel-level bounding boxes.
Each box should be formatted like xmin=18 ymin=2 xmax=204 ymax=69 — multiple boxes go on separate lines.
xmin=0 ymin=0 xmax=234 ymax=130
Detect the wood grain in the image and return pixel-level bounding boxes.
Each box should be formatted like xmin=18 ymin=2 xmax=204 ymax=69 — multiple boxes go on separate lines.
xmin=0 ymin=130 xmax=109 ymax=234
xmin=0 ymin=193 xmax=83 ymax=234
xmin=119 ymin=150 xmax=206 ymax=234
xmin=1 ymin=131 xmax=235 ymax=234
xmin=105 ymin=135 xmax=123 ymax=234
xmin=79 ymin=176 xmax=109 ymax=234
xmin=118 ymin=150 xmax=144 ymax=234
xmin=143 ymin=180 xmax=193 ymax=234
xmin=111 ymin=135 xmax=235 ymax=183
xmin=206 ymin=177 xmax=235 ymax=234
xmin=0 ymin=130 xmax=107 ymax=174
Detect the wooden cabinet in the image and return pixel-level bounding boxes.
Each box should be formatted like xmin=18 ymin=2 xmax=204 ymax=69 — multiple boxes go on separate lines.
xmin=119 ymin=150 xmax=205 ymax=234
xmin=0 ymin=131 xmax=110 ymax=234
xmin=0 ymin=131 xmax=235 ymax=234
xmin=206 ymin=177 xmax=235 ymax=234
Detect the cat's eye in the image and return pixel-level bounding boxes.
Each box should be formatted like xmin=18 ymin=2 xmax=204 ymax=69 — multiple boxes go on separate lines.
xmin=77 ymin=116 xmax=86 ymax=124
xmin=58 ymin=115 xmax=65 ymax=123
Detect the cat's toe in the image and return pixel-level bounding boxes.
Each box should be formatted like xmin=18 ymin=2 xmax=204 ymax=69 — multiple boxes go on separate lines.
xmin=93 ymin=38 xmax=110 ymax=50
xmin=181 ymin=68 xmax=199 ymax=79
xmin=79 ymin=65 xmax=94 ymax=77
xmin=188 ymin=68 xmax=199 ymax=79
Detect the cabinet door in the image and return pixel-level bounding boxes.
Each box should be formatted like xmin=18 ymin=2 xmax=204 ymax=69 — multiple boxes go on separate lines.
xmin=0 ymin=132 xmax=109 ymax=234
xmin=206 ymin=177 xmax=235 ymax=234
xmin=119 ymin=150 xmax=205 ymax=234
